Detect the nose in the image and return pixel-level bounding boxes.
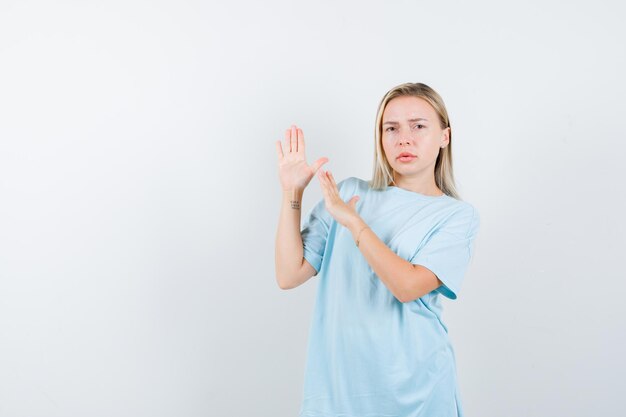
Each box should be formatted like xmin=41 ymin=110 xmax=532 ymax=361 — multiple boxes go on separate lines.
xmin=397 ymin=135 xmax=411 ymax=146
xmin=394 ymin=127 xmax=413 ymax=146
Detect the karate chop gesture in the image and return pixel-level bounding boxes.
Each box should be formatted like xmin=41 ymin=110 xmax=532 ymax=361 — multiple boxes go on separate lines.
xmin=316 ymin=169 xmax=362 ymax=229
xmin=276 ymin=125 xmax=328 ymax=192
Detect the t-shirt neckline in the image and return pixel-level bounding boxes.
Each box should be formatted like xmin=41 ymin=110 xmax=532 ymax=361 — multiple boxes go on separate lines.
xmin=386 ymin=185 xmax=448 ymax=199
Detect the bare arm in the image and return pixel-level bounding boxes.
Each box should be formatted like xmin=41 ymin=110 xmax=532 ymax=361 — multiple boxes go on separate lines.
xmin=275 ymin=188 xmax=317 ymax=289
xmin=315 ymin=169 xmax=442 ymax=302
xmin=349 ymin=218 xmax=443 ymax=302
xmin=274 ymin=125 xmax=327 ymax=290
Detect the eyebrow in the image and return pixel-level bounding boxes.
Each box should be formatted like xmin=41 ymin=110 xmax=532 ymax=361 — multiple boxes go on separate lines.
xmin=382 ymin=118 xmax=428 ymax=125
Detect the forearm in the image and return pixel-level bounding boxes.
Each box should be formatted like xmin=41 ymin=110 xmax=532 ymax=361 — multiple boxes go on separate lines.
xmin=347 ymin=218 xmax=436 ymax=303
xmin=275 ymin=188 xmax=306 ymax=285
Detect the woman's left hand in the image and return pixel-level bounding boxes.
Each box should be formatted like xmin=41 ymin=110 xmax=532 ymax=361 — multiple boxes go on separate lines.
xmin=316 ymin=169 xmax=362 ymax=229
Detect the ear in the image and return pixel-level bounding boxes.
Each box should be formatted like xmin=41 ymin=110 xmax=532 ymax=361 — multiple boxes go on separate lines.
xmin=441 ymin=127 xmax=451 ymax=148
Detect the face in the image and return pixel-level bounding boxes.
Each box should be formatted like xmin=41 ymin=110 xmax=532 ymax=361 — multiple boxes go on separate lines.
xmin=381 ymin=95 xmax=450 ymax=183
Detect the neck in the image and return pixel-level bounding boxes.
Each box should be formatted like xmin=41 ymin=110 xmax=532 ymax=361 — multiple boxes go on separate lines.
xmin=390 ymin=174 xmax=442 ymax=196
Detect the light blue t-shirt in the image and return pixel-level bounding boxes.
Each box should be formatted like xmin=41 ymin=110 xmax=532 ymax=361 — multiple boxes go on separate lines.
xmin=299 ymin=176 xmax=480 ymax=417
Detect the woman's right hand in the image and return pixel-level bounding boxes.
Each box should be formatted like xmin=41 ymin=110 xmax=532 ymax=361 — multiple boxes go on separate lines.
xmin=276 ymin=124 xmax=328 ymax=192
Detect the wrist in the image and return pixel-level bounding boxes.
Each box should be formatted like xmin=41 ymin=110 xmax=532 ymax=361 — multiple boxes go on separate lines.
xmin=348 ymin=217 xmax=367 ymax=237
xmin=282 ymin=188 xmax=304 ymax=209
xmin=282 ymin=188 xmax=304 ymax=198
xmin=352 ymin=222 xmax=370 ymax=247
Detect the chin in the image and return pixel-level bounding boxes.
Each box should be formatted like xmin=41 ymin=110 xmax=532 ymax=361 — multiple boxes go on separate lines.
xmin=393 ymin=166 xmax=424 ymax=180
xmin=393 ymin=163 xmax=418 ymax=172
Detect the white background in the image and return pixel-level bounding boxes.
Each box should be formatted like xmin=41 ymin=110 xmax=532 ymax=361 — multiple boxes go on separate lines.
xmin=1 ymin=0 xmax=624 ymax=416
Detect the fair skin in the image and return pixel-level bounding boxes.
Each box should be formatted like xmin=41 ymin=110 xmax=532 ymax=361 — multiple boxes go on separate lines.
xmin=274 ymin=96 xmax=451 ymax=302
xmin=274 ymin=125 xmax=328 ymax=290
xmin=382 ymin=95 xmax=450 ymax=195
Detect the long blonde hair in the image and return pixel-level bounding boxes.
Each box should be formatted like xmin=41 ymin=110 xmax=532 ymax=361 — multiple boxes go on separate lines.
xmin=369 ymin=82 xmax=461 ymax=200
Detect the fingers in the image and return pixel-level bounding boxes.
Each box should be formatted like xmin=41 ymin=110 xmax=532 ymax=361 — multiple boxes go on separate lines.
xmin=317 ymin=169 xmax=339 ymax=197
xmin=316 ymin=168 xmax=326 ymax=183
xmin=297 ymin=127 xmax=304 ymax=154
xmin=284 ymin=128 xmax=291 ymax=153
xmin=327 ymin=171 xmax=337 ymax=188
xmin=348 ymin=195 xmax=360 ymax=209
xmin=284 ymin=125 xmax=303 ymax=154
xmin=326 ymin=171 xmax=339 ymax=196
xmin=290 ymin=125 xmax=297 ymax=152
xmin=316 ymin=169 xmax=331 ymax=199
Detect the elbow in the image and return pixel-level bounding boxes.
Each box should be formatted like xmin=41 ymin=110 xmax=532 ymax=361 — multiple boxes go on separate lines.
xmin=393 ymin=275 xmax=413 ymax=303
xmin=275 ymin=274 xmax=294 ymax=290
xmin=275 ymin=262 xmax=295 ymax=290
xmin=275 ymin=259 xmax=314 ymax=290
xmin=392 ymin=285 xmax=409 ymax=303
xmin=397 ymin=286 xmax=437 ymax=303
xmin=276 ymin=277 xmax=289 ymax=290
xmin=396 ymin=292 xmax=410 ymax=304
xmin=395 ymin=284 xmax=424 ymax=304
xmin=396 ymin=290 xmax=420 ymax=304
xmin=395 ymin=264 xmax=434 ymax=303
xmin=396 ymin=283 xmax=430 ymax=303
xmin=397 ymin=293 xmax=418 ymax=303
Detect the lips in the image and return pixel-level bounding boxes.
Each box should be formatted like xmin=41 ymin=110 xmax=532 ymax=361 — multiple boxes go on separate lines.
xmin=397 ymin=152 xmax=416 ymax=159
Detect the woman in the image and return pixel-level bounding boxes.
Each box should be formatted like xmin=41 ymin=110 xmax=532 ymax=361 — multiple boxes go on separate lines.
xmin=275 ymin=82 xmax=480 ymax=417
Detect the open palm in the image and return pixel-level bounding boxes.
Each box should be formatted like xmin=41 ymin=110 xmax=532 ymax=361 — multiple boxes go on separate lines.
xmin=276 ymin=125 xmax=328 ymax=192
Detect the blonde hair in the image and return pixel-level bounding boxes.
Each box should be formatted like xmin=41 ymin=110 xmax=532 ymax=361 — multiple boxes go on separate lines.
xmin=369 ymin=82 xmax=461 ymax=200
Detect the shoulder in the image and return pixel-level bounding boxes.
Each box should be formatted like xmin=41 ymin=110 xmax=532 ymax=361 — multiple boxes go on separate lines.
xmin=336 ymin=176 xmax=377 ymax=199
xmin=441 ymin=194 xmax=478 ymax=216
xmin=441 ymin=200 xmax=480 ymax=236
xmin=336 ymin=176 xmax=360 ymax=187
xmin=336 ymin=176 xmax=364 ymax=194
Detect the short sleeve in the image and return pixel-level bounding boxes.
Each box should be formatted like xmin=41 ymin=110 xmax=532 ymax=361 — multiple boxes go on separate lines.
xmin=409 ymin=205 xmax=480 ymax=300
xmin=300 ymin=177 xmax=352 ymax=275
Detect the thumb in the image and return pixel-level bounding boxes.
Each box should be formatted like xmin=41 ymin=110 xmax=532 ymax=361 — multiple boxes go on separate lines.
xmin=311 ymin=157 xmax=329 ymax=173
xmin=348 ymin=195 xmax=360 ymax=209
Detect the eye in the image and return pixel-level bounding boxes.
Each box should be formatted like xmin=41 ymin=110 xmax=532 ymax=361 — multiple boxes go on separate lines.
xmin=385 ymin=127 xmax=395 ymax=132
xmin=414 ymin=124 xmax=425 ymax=129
